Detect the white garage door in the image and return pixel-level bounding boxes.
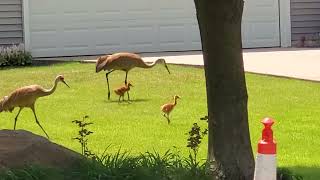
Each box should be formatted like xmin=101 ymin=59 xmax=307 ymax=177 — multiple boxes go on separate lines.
xmin=26 ymin=0 xmax=280 ymax=57
xmin=242 ymin=0 xmax=280 ymax=48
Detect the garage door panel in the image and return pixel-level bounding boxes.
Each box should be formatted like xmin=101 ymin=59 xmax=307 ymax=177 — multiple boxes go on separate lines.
xmin=242 ymin=23 xmax=280 ymax=48
xmin=127 ymin=26 xmax=154 ymax=46
xmin=95 ymin=29 xmax=124 ymax=47
xmin=29 ymin=0 xmax=56 ymax=14
xmin=243 ymin=0 xmax=279 ymax=17
xmin=126 ymin=0 xmax=152 ymax=11
xmin=159 ymin=25 xmax=185 ymax=43
xmin=253 ymin=22 xmax=279 ymax=39
xmin=32 ymin=49 xmax=60 ymax=58
xmin=30 ymin=14 xmax=57 ymax=24
xmin=158 ymin=22 xmax=187 ymax=51
xmin=62 ymin=31 xmax=91 ymax=47
xmin=61 ymin=1 xmax=92 ymax=12
xmin=157 ymin=0 xmax=185 ymax=10
xmin=30 ymin=25 xmax=57 ymax=33
xmin=244 ymin=9 xmax=278 ymax=18
xmin=189 ymin=24 xmax=201 ymax=46
xmin=28 ymin=0 xmax=280 ymax=57
xmin=125 ymin=11 xmax=153 ymax=21
xmin=30 ymin=33 xmax=58 ymax=49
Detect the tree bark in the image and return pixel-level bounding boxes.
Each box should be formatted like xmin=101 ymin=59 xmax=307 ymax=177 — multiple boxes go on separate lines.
xmin=193 ymin=0 xmax=255 ymax=179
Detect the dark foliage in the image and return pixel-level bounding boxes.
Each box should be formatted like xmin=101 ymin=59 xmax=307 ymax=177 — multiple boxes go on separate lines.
xmin=0 ymin=44 xmax=32 ymax=67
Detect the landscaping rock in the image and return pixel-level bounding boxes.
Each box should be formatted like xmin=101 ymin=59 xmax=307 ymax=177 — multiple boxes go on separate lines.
xmin=0 ymin=129 xmax=82 ymax=170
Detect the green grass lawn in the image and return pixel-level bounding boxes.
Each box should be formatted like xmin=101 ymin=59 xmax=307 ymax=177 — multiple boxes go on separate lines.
xmin=0 ymin=62 xmax=319 ymax=180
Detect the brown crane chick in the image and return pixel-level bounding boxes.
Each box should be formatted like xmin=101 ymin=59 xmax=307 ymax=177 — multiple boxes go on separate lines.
xmin=96 ymin=52 xmax=170 ymax=100
xmin=114 ymin=82 xmax=134 ymax=102
xmin=161 ymin=95 xmax=180 ymax=124
xmin=0 ymin=75 xmax=70 ymax=139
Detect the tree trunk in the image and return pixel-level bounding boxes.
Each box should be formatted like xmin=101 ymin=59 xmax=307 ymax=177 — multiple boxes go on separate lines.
xmin=193 ymin=0 xmax=255 ymax=179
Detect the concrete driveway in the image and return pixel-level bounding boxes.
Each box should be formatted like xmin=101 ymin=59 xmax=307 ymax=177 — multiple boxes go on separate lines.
xmin=138 ymin=48 xmax=320 ymax=82
xmin=45 ymin=47 xmax=320 ymax=82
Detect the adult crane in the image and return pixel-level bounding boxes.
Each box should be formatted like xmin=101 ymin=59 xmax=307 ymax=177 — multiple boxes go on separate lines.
xmin=95 ymin=52 xmax=170 ymax=100
xmin=0 ymin=75 xmax=70 ymax=139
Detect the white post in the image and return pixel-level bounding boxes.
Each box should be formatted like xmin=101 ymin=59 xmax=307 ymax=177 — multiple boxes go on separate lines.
xmin=22 ymin=0 xmax=31 ymax=52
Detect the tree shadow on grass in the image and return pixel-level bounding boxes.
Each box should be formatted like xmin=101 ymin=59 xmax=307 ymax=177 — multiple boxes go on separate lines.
xmin=280 ymin=166 xmax=320 ymax=180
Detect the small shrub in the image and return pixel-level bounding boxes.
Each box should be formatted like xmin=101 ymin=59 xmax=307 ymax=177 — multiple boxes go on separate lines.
xmin=72 ymin=115 xmax=96 ymax=159
xmin=0 ymin=44 xmax=32 ymax=67
xmin=186 ymin=122 xmax=209 ymax=178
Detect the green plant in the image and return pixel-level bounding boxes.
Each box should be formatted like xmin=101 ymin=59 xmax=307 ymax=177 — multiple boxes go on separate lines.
xmin=0 ymin=165 xmax=62 ymax=180
xmin=83 ymin=148 xmax=211 ymax=180
xmin=278 ymin=168 xmax=304 ymax=180
xmin=200 ymin=115 xmax=208 ymax=122
xmin=186 ymin=123 xmax=208 ymax=176
xmin=72 ymin=115 xmax=95 ymax=158
xmin=0 ymin=44 xmax=32 ymax=67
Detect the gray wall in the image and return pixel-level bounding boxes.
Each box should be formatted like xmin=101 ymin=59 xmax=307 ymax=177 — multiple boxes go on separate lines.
xmin=291 ymin=0 xmax=320 ymax=46
xmin=0 ymin=0 xmax=23 ymax=46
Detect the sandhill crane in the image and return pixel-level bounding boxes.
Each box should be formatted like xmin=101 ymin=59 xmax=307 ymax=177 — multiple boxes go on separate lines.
xmin=0 ymin=75 xmax=70 ymax=139
xmin=114 ymin=82 xmax=133 ymax=102
xmin=96 ymin=52 xmax=170 ymax=100
xmin=161 ymin=95 xmax=180 ymax=124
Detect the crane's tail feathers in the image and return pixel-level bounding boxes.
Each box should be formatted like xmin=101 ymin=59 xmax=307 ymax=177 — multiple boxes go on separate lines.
xmin=0 ymin=96 xmax=11 ymax=113
xmin=0 ymin=96 xmax=6 ymax=112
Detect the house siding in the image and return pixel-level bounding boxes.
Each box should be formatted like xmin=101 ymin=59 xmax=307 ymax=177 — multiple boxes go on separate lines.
xmin=0 ymin=0 xmax=23 ymax=46
xmin=291 ymin=0 xmax=320 ymax=46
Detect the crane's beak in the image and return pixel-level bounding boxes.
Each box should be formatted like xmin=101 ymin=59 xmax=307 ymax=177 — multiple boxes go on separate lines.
xmin=164 ymin=64 xmax=171 ymax=74
xmin=62 ymin=80 xmax=70 ymax=88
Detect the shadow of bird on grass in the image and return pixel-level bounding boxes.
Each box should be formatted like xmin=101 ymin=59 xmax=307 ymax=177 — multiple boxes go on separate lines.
xmin=103 ymin=98 xmax=150 ymax=104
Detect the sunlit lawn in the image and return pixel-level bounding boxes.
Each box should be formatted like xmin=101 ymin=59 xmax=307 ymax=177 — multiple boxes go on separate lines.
xmin=0 ymin=62 xmax=319 ymax=180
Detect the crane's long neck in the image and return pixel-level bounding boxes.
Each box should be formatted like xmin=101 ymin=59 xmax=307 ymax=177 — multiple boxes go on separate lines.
xmin=173 ymin=97 xmax=178 ymax=106
xmin=125 ymin=85 xmax=130 ymax=91
xmin=139 ymin=59 xmax=162 ymax=68
xmin=42 ymin=78 xmax=59 ymax=96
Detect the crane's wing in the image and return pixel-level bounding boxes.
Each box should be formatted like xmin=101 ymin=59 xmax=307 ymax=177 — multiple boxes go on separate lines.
xmin=2 ymin=85 xmax=43 ymax=111
xmin=107 ymin=53 xmax=144 ymax=69
xmin=96 ymin=52 xmax=144 ymax=72
xmin=115 ymin=86 xmax=127 ymax=91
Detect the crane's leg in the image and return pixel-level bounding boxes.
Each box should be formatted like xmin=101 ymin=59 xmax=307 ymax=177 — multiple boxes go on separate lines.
xmin=13 ymin=108 xmax=23 ymax=130
xmin=166 ymin=114 xmax=170 ymax=124
xmin=162 ymin=113 xmax=170 ymax=124
xmin=124 ymin=71 xmax=128 ymax=85
xmin=118 ymin=96 xmax=121 ymax=103
xmin=106 ymin=70 xmax=114 ymax=100
xmin=31 ymin=106 xmax=50 ymax=139
xmin=127 ymin=91 xmax=130 ymax=101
